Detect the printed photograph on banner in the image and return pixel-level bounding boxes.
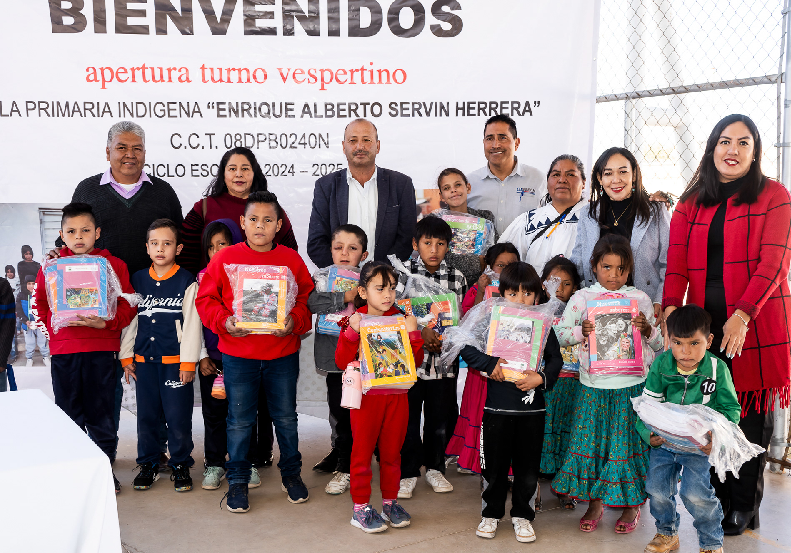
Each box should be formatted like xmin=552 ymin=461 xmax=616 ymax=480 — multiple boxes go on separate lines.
xmin=0 ymin=203 xmax=66 ymax=283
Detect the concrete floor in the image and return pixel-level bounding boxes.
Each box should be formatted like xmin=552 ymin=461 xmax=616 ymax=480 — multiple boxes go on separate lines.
xmin=10 ymin=335 xmax=791 ymax=553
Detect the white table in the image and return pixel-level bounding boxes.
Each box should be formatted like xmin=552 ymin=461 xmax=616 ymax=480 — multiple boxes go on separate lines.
xmin=0 ymin=389 xmax=121 ymax=552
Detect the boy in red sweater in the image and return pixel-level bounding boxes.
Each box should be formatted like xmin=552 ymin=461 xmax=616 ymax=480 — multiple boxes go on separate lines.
xmin=196 ymin=190 xmax=314 ymax=513
xmin=335 ymin=261 xmax=424 ymax=533
xmin=34 ymin=203 xmax=136 ymax=492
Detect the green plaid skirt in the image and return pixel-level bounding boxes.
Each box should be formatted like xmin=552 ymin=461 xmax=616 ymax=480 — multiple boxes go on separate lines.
xmin=550 ymin=382 xmax=649 ymax=507
xmin=540 ymin=376 xmax=582 ymax=477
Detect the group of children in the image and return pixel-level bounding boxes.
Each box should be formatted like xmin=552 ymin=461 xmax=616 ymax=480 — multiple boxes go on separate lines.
xmin=24 ymin=172 xmax=737 ymax=552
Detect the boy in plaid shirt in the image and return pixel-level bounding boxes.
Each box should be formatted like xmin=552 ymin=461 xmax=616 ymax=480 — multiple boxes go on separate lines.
xmin=397 ymin=216 xmax=467 ymax=499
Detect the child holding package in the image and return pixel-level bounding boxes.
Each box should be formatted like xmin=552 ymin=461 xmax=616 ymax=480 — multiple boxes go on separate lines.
xmin=17 ymin=275 xmax=50 ymax=367
xmin=34 ymin=203 xmax=136 ymax=492
xmin=399 ymin=216 xmax=467 ymax=499
xmin=335 ymin=261 xmax=424 ymax=534
xmin=640 ymin=305 xmax=739 ymax=553
xmin=447 ymin=242 xmax=520 ymax=475
xmin=122 ymin=219 xmax=204 ymax=493
xmin=459 ymin=261 xmax=562 ymax=543
xmin=196 ymin=191 xmax=314 ymax=513
xmin=538 ymin=255 xmax=582 ymax=508
xmin=552 ymin=234 xmax=664 ymax=534
xmin=307 ymin=224 xmax=369 ymax=495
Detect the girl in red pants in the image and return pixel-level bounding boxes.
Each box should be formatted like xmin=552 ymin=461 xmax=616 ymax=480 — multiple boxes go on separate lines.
xmin=335 ymin=261 xmax=424 ymax=534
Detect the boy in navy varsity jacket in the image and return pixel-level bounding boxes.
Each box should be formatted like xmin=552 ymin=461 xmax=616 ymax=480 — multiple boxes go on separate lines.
xmin=121 ymin=219 xmax=204 ymax=493
xmin=34 ymin=203 xmax=136 ymax=493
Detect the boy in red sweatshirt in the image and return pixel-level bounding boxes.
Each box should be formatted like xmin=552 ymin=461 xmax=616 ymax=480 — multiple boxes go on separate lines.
xmin=34 ymin=203 xmax=136 ymax=492
xmin=196 ymin=191 xmax=314 ymax=513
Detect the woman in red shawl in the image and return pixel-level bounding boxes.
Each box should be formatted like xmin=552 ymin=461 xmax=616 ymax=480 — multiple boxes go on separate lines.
xmin=180 ymin=147 xmax=298 ymax=276
xmin=663 ymin=114 xmax=791 ymax=536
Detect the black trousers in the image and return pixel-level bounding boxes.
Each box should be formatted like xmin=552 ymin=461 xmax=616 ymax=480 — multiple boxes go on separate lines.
xmin=480 ymin=411 xmax=544 ymax=520
xmin=326 ymin=372 xmax=353 ymax=472
xmin=401 ymin=376 xmax=458 ymax=478
xmin=706 ymin=286 xmax=775 ymax=513
xmin=198 ymin=358 xmax=275 ymax=468
xmin=51 ymin=351 xmax=117 ymax=461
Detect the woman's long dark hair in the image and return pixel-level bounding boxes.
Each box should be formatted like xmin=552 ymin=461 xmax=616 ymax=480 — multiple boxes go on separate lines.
xmin=680 ymin=114 xmax=766 ymax=207
xmin=589 ymin=147 xmax=657 ymax=228
xmin=203 ymin=147 xmax=268 ymax=198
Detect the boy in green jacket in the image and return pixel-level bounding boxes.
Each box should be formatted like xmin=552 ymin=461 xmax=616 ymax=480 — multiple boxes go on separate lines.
xmin=639 ymin=305 xmax=740 ymax=553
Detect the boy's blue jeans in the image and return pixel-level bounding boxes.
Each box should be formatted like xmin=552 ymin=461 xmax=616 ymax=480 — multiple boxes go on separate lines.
xmin=646 ymin=446 xmax=724 ymax=550
xmin=222 ymin=352 xmax=301 ymax=485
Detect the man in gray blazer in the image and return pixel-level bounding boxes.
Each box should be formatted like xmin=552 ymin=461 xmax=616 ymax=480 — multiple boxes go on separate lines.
xmin=307 ymin=119 xmax=417 ymax=268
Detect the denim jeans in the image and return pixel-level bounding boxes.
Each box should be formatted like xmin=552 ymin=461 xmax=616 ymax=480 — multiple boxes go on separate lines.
xmin=646 ymin=446 xmax=724 ymax=550
xmin=223 ymin=352 xmax=301 ymax=484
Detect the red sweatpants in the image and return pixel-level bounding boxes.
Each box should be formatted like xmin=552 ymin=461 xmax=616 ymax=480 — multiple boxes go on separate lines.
xmin=349 ymin=393 xmax=409 ymax=504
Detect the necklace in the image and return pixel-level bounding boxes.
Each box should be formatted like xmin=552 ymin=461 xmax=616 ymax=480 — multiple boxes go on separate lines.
xmin=611 ymin=203 xmax=631 ymax=227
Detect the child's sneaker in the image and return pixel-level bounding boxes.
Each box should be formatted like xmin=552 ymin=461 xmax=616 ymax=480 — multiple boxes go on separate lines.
xmin=425 ymin=469 xmax=453 ymax=493
xmin=476 ymin=517 xmax=499 ymax=539
xmin=350 ymin=505 xmax=388 ymax=534
xmin=223 ymin=483 xmax=250 ymax=513
xmin=381 ymin=500 xmax=411 ymax=528
xmin=281 ymin=474 xmax=309 ymax=503
xmin=201 ymin=466 xmax=226 ymax=490
xmin=249 ymin=467 xmax=261 ymax=488
xmin=645 ymin=533 xmax=680 ymax=553
xmin=25 ymin=359 xmax=32 ymax=367
xmin=397 ymin=477 xmax=418 ymax=499
xmin=133 ymin=462 xmax=159 ymax=490
xmin=171 ymin=464 xmax=193 ymax=492
xmin=512 ymin=517 xmax=536 ymax=543
xmin=457 ymin=466 xmax=475 ymax=475
xmin=325 ymin=471 xmax=350 ymax=495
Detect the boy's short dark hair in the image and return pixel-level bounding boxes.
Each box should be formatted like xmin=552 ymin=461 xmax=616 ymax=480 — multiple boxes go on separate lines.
xmin=245 ymin=190 xmax=283 ymax=221
xmin=666 ymin=304 xmax=712 ymax=339
xmin=414 ymin=216 xmax=453 ymax=244
xmin=61 ymin=202 xmax=97 ymax=227
xmin=484 ymin=242 xmax=520 ymax=268
xmin=332 ymin=224 xmax=368 ymax=253
xmin=499 ymin=261 xmax=543 ymax=301
xmin=484 ymin=114 xmax=518 ymax=139
xmin=147 ymin=218 xmax=181 ymax=244
xmin=25 ymin=275 xmax=35 ymax=284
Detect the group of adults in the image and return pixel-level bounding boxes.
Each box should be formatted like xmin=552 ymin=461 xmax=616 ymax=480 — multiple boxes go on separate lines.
xmin=63 ymin=112 xmax=788 ymax=537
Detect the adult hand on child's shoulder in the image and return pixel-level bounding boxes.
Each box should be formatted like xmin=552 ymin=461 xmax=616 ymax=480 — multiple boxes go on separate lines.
xmin=581 ymin=319 xmax=594 ymax=337
xmin=180 ymin=370 xmax=195 ymax=384
xmin=272 ymin=315 xmax=294 ymax=337
xmin=404 ymin=315 xmax=418 ymax=333
xmin=649 ymin=432 xmax=665 ymax=448
xmin=225 ymin=316 xmax=251 ymax=337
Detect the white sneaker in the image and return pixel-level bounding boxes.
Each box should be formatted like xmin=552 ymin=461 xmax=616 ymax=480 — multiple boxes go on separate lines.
xmin=476 ymin=517 xmax=499 ymax=539
xmin=512 ymin=517 xmax=536 ymax=543
xmin=397 ymin=477 xmax=418 ymax=499
xmin=325 ymin=472 xmax=350 ymax=495
xmin=425 ymin=469 xmax=453 ymax=493
xmin=43 ymin=357 xmax=51 ymax=367
xmin=445 ymin=455 xmax=458 ymax=469
xmin=457 ymin=466 xmax=475 ymax=475
xmin=25 ymin=359 xmax=33 ymax=367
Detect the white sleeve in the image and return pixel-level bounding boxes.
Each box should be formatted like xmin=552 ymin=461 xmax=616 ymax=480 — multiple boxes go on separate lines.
xmin=120 ymin=316 xmax=138 ymax=362
xmin=179 ymin=282 xmax=203 ymax=366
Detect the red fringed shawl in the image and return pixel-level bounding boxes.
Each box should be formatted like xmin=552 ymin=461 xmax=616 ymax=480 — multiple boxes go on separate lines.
xmin=663 ymin=179 xmax=791 ymax=414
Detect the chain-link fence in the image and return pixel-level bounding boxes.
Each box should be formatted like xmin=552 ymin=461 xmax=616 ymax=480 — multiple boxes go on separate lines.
xmin=594 ymin=0 xmax=791 ymax=472
xmin=594 ymin=0 xmax=784 ymax=197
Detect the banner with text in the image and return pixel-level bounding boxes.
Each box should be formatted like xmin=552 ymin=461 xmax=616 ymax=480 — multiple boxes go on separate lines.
xmin=0 ymin=0 xmax=599 ymax=251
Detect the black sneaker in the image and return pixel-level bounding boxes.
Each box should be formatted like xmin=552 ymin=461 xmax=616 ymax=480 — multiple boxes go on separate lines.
xmin=313 ymin=448 xmax=338 ymax=473
xmin=281 ymin=474 xmax=309 ymax=504
xmin=171 ymin=464 xmax=193 ymax=492
xmin=223 ymin=483 xmax=250 ymax=513
xmin=133 ymin=462 xmax=159 ymax=490
xmin=113 ymin=472 xmax=121 ymax=494
xmin=260 ymin=451 xmax=274 ymax=468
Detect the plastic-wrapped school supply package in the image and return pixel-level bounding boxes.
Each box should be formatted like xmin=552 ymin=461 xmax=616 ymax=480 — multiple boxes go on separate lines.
xmin=313 ymin=265 xmax=360 ymax=336
xmin=43 ymin=255 xmax=138 ymax=333
xmin=631 ymin=396 xmax=765 ymax=482
xmin=440 ymin=277 xmax=564 ymax=381
xmin=429 ymin=209 xmax=496 ymax=255
xmin=224 ymin=264 xmax=297 ymax=333
xmin=359 ymin=315 xmax=417 ymax=393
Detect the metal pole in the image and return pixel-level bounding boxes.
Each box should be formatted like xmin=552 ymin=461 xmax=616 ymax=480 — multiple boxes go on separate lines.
xmin=770 ymin=0 xmax=791 ymax=473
